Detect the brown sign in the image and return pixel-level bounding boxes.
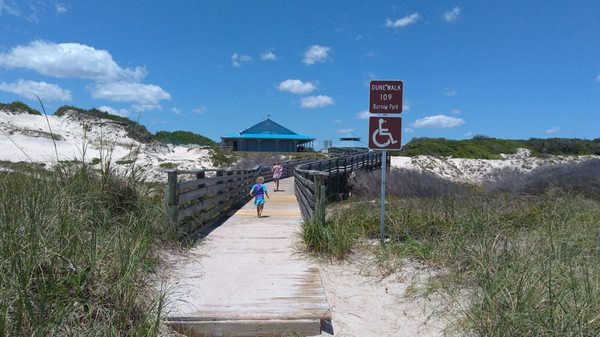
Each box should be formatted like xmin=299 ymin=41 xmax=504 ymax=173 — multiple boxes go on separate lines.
xmin=368 ymin=116 xmax=402 ymax=150
xmin=369 ymin=80 xmax=403 ymax=113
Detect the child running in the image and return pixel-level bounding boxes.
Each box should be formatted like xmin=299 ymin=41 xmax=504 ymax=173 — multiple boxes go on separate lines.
xmin=249 ymin=176 xmax=269 ymax=218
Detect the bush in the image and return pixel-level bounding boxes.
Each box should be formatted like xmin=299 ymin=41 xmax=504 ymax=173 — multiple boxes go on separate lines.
xmin=484 ymin=159 xmax=600 ymax=199
xmin=397 ymin=137 xmax=600 ymax=158
xmin=304 ymin=167 xmax=600 ymax=335
xmin=0 ymin=101 xmax=41 ymax=115
xmin=352 ymin=168 xmax=472 ymax=199
xmin=0 ymin=165 xmax=175 ymax=336
xmin=153 ymin=130 xmax=216 ymax=146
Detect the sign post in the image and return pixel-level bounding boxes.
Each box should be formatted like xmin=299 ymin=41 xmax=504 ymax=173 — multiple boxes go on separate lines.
xmin=380 ymin=150 xmax=387 ymax=243
xmin=369 ymin=80 xmax=403 ymax=244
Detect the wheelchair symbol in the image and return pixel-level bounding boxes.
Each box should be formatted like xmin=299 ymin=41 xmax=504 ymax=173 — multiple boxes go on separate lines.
xmin=371 ymin=118 xmax=399 ymax=148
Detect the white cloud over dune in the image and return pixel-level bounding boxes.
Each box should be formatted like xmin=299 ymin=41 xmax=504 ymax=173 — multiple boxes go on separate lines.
xmin=412 ymin=115 xmax=465 ymax=128
xmin=89 ymin=81 xmax=170 ymax=109
xmin=278 ymin=79 xmax=316 ymax=94
xmin=300 ymin=95 xmax=334 ymax=108
xmin=0 ymin=79 xmax=71 ymax=101
xmin=0 ymin=40 xmax=146 ymax=81
xmin=303 ymin=45 xmax=331 ymax=65
xmin=386 ymin=13 xmax=420 ymax=28
xmin=231 ymin=52 xmax=252 ymax=67
xmin=261 ymin=52 xmax=277 ymax=61
xmin=443 ymin=7 xmax=461 ymax=23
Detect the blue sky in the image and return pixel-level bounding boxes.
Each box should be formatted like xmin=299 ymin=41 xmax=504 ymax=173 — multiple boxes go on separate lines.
xmin=1 ymin=1 xmax=599 ymax=148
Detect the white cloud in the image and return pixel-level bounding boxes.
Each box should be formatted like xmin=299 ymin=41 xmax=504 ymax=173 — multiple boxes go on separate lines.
xmin=277 ymin=79 xmax=316 ymax=94
xmin=404 ymin=127 xmax=415 ymax=133
xmin=333 ymin=118 xmax=342 ymax=124
xmin=303 ymin=45 xmax=331 ymax=65
xmin=0 ymin=79 xmax=71 ymax=102
xmin=385 ymin=13 xmax=420 ymax=28
xmin=356 ymin=110 xmax=371 ymax=119
xmin=596 ymin=73 xmax=600 ymax=81
xmin=171 ymin=107 xmax=181 ymax=115
xmin=465 ymin=131 xmax=473 ymax=137
xmin=89 ymin=81 xmax=170 ymax=109
xmin=337 ymin=128 xmax=354 ymax=134
xmin=231 ymin=52 xmax=252 ymax=67
xmin=412 ymin=115 xmax=465 ymax=128
xmin=300 ymin=95 xmax=334 ymax=108
xmin=260 ymin=52 xmax=277 ymax=61
xmin=55 ymin=3 xmax=67 ymax=13
xmin=365 ymin=51 xmax=376 ymax=58
xmin=193 ymin=106 xmax=206 ymax=114
xmin=451 ymin=108 xmax=462 ymax=114
xmin=0 ymin=0 xmax=20 ymax=16
xmin=546 ymin=127 xmax=560 ymax=134
xmin=443 ymin=7 xmax=461 ymax=23
xmin=0 ymin=40 xmax=146 ymax=81
xmin=444 ymin=89 xmax=457 ymax=96
xmin=403 ymin=103 xmax=411 ymax=111
xmin=97 ymin=105 xmax=129 ymax=117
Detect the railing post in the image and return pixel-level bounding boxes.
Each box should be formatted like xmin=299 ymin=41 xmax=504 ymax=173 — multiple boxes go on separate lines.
xmin=327 ymin=159 xmax=332 ymax=199
xmin=196 ymin=171 xmax=205 ymax=190
xmin=336 ymin=158 xmax=340 ymax=197
xmin=314 ymin=174 xmax=326 ymax=225
xmin=167 ymin=170 xmax=178 ymax=224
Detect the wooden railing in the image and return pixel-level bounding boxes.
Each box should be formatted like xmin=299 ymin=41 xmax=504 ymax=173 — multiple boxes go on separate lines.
xmin=294 ymin=152 xmax=389 ymax=222
xmin=166 ymin=158 xmax=314 ymax=236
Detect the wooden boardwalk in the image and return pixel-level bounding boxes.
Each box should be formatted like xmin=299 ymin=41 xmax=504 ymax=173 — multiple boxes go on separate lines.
xmin=164 ymin=177 xmax=331 ymax=337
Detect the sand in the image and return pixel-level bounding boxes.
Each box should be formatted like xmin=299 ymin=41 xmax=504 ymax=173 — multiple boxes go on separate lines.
xmin=0 ymin=109 xmax=214 ymax=180
xmin=390 ymin=149 xmax=599 ymax=184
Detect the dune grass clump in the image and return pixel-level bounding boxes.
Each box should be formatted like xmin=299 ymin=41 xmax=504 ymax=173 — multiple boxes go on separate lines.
xmin=0 ymin=164 xmax=175 ymax=336
xmin=484 ymin=158 xmax=600 ymax=199
xmin=302 ymin=164 xmax=600 ymax=335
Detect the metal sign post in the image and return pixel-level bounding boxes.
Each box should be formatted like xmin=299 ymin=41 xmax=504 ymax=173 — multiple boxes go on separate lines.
xmin=380 ymin=150 xmax=387 ymax=243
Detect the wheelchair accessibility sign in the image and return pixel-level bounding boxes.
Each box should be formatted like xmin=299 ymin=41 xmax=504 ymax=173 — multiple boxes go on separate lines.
xmin=368 ymin=116 xmax=402 ymax=150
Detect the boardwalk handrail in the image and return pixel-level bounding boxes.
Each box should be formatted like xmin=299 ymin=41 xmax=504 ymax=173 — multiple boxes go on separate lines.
xmin=166 ymin=158 xmax=315 ymax=236
xmin=293 ymin=151 xmax=390 ymax=222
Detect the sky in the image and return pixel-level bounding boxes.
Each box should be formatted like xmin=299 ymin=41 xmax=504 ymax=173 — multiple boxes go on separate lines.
xmin=1 ymin=0 xmax=600 ymax=148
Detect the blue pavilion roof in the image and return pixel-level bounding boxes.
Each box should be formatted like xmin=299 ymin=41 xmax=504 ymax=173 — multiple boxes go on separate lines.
xmin=221 ymin=118 xmax=314 ymax=141
xmin=222 ymin=133 xmax=314 ymax=140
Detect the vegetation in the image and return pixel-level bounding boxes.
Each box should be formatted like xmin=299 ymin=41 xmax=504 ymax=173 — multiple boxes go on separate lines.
xmin=54 ymin=105 xmax=153 ymax=143
xmin=0 ymin=163 xmax=176 ymax=336
xmin=398 ymin=136 xmax=600 ymax=158
xmin=0 ymin=101 xmax=42 ymax=115
xmin=302 ymin=161 xmax=600 ymax=335
xmin=153 ymin=130 xmax=216 ymax=146
xmin=210 ymin=147 xmax=237 ymax=167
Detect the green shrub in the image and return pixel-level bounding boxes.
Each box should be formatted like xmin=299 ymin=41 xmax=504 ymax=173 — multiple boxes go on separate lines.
xmin=153 ymin=130 xmax=216 ymax=146
xmin=398 ymin=137 xmax=600 ymax=158
xmin=0 ymin=101 xmax=41 ymax=115
xmin=308 ymin=168 xmax=600 ymax=335
xmin=0 ymin=164 xmax=175 ymax=336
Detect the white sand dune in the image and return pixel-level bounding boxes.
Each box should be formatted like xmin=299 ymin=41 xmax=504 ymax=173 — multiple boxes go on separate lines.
xmin=0 ymin=108 xmax=214 ymax=181
xmin=391 ymin=149 xmax=599 ymax=184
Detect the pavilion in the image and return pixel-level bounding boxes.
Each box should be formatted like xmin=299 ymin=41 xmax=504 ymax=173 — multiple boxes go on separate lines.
xmin=221 ymin=117 xmax=315 ymax=152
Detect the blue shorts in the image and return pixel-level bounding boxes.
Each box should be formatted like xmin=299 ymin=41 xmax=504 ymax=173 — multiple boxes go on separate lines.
xmin=255 ymin=198 xmax=265 ymax=206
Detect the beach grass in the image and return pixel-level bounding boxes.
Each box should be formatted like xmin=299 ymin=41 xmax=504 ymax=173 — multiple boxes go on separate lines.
xmin=0 ymin=162 xmax=176 ymax=336
xmin=302 ymin=162 xmax=600 ymax=335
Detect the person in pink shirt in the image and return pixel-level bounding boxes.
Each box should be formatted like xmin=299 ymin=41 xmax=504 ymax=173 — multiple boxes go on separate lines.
xmin=272 ymin=163 xmax=283 ymax=192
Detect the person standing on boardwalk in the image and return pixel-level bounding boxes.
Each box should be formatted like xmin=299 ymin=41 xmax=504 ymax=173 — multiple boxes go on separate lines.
xmin=250 ymin=176 xmax=269 ymax=218
xmin=272 ymin=162 xmax=283 ymax=192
